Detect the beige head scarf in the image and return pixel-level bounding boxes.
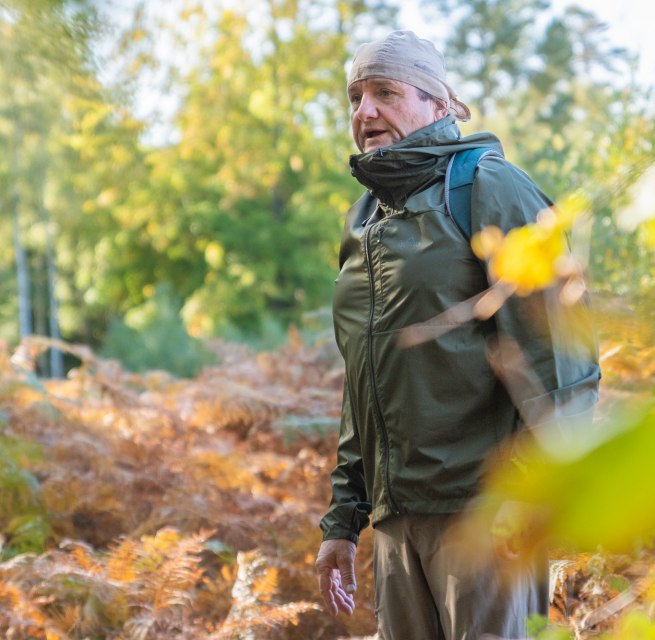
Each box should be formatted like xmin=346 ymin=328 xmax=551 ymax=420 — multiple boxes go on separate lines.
xmin=347 ymin=30 xmax=471 ymax=122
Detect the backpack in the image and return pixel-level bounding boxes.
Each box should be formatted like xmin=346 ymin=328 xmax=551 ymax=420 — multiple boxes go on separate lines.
xmin=444 ymin=147 xmax=503 ymax=240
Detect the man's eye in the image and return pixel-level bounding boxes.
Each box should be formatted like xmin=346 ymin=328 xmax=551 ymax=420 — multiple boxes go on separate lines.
xmin=350 ymin=95 xmax=361 ymax=105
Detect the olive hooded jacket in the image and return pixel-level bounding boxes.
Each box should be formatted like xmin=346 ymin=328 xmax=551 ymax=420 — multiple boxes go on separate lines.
xmin=320 ymin=116 xmax=601 ymax=544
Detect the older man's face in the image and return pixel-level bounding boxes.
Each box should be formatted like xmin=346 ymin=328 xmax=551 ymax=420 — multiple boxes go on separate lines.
xmin=348 ymin=78 xmax=445 ymax=153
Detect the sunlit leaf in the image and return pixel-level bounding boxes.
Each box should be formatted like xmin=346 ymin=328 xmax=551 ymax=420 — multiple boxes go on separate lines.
xmin=485 ymin=402 xmax=655 ymax=553
xmin=489 ymin=223 xmax=566 ymax=295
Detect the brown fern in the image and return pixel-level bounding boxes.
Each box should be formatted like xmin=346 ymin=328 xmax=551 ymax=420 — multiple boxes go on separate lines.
xmin=212 ymin=601 xmax=321 ymax=639
xmin=0 ymin=581 xmax=64 ymax=639
xmin=214 ymin=549 xmax=321 ymax=640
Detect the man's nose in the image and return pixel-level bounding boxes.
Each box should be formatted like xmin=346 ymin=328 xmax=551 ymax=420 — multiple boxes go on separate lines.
xmin=355 ymin=94 xmax=378 ymax=120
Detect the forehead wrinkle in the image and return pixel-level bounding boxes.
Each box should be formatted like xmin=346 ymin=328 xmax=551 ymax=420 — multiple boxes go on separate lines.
xmin=348 ymin=77 xmax=410 ymax=96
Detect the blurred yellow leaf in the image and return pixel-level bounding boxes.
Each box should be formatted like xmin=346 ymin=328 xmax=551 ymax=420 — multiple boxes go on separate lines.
xmin=471 ymin=191 xmax=590 ymax=295
xmin=642 ymin=218 xmax=655 ymax=249
xmin=143 ymin=527 xmax=181 ymax=555
xmin=471 ymin=225 xmax=504 ymax=261
xmin=490 ymin=224 xmax=566 ymax=295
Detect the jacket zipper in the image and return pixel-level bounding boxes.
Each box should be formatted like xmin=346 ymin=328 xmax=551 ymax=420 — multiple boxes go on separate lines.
xmin=364 ymin=219 xmax=401 ymax=516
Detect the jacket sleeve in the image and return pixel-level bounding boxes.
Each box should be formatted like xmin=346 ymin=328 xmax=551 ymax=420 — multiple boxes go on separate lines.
xmin=319 ymin=378 xmax=371 ymax=544
xmin=471 ymin=156 xmax=601 ymax=448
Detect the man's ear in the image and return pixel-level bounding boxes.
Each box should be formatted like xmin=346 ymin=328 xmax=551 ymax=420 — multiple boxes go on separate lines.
xmin=433 ymin=100 xmax=448 ymax=121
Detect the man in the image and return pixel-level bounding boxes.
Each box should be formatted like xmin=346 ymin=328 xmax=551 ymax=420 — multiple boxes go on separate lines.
xmin=315 ymin=30 xmax=600 ymax=639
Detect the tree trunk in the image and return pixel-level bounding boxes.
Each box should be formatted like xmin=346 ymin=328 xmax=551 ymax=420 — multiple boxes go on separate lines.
xmin=44 ymin=204 xmax=64 ymax=377
xmin=10 ymin=127 xmax=33 ymax=339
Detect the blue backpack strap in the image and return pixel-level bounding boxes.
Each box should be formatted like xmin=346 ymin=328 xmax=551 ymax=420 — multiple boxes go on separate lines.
xmin=445 ymin=147 xmax=503 ymax=240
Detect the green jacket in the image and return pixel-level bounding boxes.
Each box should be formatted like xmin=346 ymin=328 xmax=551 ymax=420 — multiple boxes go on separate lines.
xmin=320 ymin=117 xmax=601 ymax=543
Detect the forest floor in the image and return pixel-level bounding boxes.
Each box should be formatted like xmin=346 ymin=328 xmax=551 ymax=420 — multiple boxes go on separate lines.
xmin=0 ymin=297 xmax=654 ymax=638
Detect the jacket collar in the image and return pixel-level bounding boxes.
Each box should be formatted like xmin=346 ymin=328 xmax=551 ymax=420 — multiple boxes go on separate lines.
xmin=349 ymin=116 xmax=504 ymax=212
xmin=349 ymin=117 xmax=459 ymax=211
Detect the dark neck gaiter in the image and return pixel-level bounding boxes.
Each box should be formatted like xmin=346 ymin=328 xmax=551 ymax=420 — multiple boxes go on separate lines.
xmin=349 ymin=118 xmax=455 ymax=211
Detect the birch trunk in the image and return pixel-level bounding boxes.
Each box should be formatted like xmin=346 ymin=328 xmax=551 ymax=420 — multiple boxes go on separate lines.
xmin=10 ymin=125 xmax=33 ymax=339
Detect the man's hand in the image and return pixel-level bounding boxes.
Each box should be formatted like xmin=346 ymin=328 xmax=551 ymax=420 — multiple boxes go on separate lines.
xmin=315 ymin=539 xmax=357 ymax=616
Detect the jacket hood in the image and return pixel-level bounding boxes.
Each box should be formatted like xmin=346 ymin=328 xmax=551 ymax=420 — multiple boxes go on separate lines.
xmin=349 ymin=115 xmax=504 ymax=210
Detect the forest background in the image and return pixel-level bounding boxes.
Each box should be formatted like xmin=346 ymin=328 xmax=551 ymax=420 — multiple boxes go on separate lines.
xmin=3 ymin=0 xmax=654 ymax=373
xmin=1 ymin=0 xmax=655 ymax=638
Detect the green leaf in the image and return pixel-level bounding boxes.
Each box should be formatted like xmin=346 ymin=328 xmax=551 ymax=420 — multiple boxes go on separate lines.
xmin=488 ymin=402 xmax=655 ymax=552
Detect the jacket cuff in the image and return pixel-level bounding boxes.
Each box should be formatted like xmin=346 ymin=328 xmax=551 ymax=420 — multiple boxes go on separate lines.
xmin=320 ymin=502 xmax=371 ymax=546
xmin=321 ymin=526 xmax=360 ymax=545
xmin=519 ymin=366 xmax=601 ymax=428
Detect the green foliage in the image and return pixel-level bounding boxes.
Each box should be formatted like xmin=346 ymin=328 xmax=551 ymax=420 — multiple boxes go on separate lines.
xmin=420 ymin=0 xmax=655 ymax=300
xmin=420 ymin=0 xmax=549 ymax=124
xmin=218 ymin=315 xmax=289 ymax=352
xmin=528 ymin=614 xmax=573 ymax=639
xmin=0 ymin=435 xmax=52 ymax=558
xmin=101 ymin=283 xmax=214 ymax=377
xmin=0 ymin=0 xmax=108 ymax=351
xmin=136 ymin=2 xmax=366 ymax=334
xmin=0 ymin=0 xmax=403 ymax=347
xmin=487 ymin=401 xmax=655 ymax=553
xmin=602 ymin=611 xmax=655 ymax=639
xmin=1 ymin=0 xmax=653 ymax=350
xmin=3 ymin=514 xmax=53 ymax=559
xmin=0 ymin=439 xmax=42 ymax=518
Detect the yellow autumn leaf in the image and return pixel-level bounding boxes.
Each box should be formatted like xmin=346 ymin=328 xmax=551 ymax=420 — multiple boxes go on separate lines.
xmin=471 ymin=225 xmax=504 ymax=261
xmin=490 ymin=224 xmax=566 ymax=295
xmin=143 ymin=527 xmax=181 ymax=554
xmin=471 ymin=191 xmax=589 ymax=295
xmin=641 ymin=218 xmax=655 ymax=249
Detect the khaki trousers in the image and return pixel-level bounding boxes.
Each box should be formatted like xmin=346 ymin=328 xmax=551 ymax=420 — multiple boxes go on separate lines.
xmin=373 ymin=513 xmax=548 ymax=640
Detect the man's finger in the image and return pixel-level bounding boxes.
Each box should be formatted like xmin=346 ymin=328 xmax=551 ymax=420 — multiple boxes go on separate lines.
xmin=333 ymin=587 xmax=355 ymax=615
xmin=336 ymin=552 xmax=357 ymax=593
xmin=318 ymin=569 xmax=338 ymax=615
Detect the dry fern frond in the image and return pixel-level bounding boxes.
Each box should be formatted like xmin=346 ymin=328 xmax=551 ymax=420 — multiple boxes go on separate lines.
xmin=59 ymin=539 xmax=98 ymax=574
xmin=213 ymin=549 xmax=322 ymax=639
xmin=123 ymin=612 xmax=154 ymax=640
xmin=0 ymin=581 xmax=54 ymax=639
xmin=186 ymin=449 xmax=263 ymax=493
xmin=123 ymin=527 xmax=209 ymax=638
xmin=0 ymin=544 xmax=130 ymax=637
xmin=149 ymin=541 xmax=205 ymax=612
xmin=46 ymin=603 xmax=81 ymax=634
xmin=3 ymin=335 xmax=360 ymax=638
xmin=107 ymin=537 xmax=140 ymax=583
xmin=170 ymin=379 xmax=285 ymax=439
xmin=194 ymin=574 xmax=234 ymax=623
xmin=251 ymin=566 xmax=278 ymax=602
xmin=212 ymin=601 xmax=321 ymax=639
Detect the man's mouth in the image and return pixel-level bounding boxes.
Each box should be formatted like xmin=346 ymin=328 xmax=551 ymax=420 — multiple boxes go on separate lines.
xmin=364 ymin=129 xmax=386 ymax=140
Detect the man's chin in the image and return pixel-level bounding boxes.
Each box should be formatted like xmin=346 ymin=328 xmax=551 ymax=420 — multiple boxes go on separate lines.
xmin=362 ymin=134 xmax=393 ymax=153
